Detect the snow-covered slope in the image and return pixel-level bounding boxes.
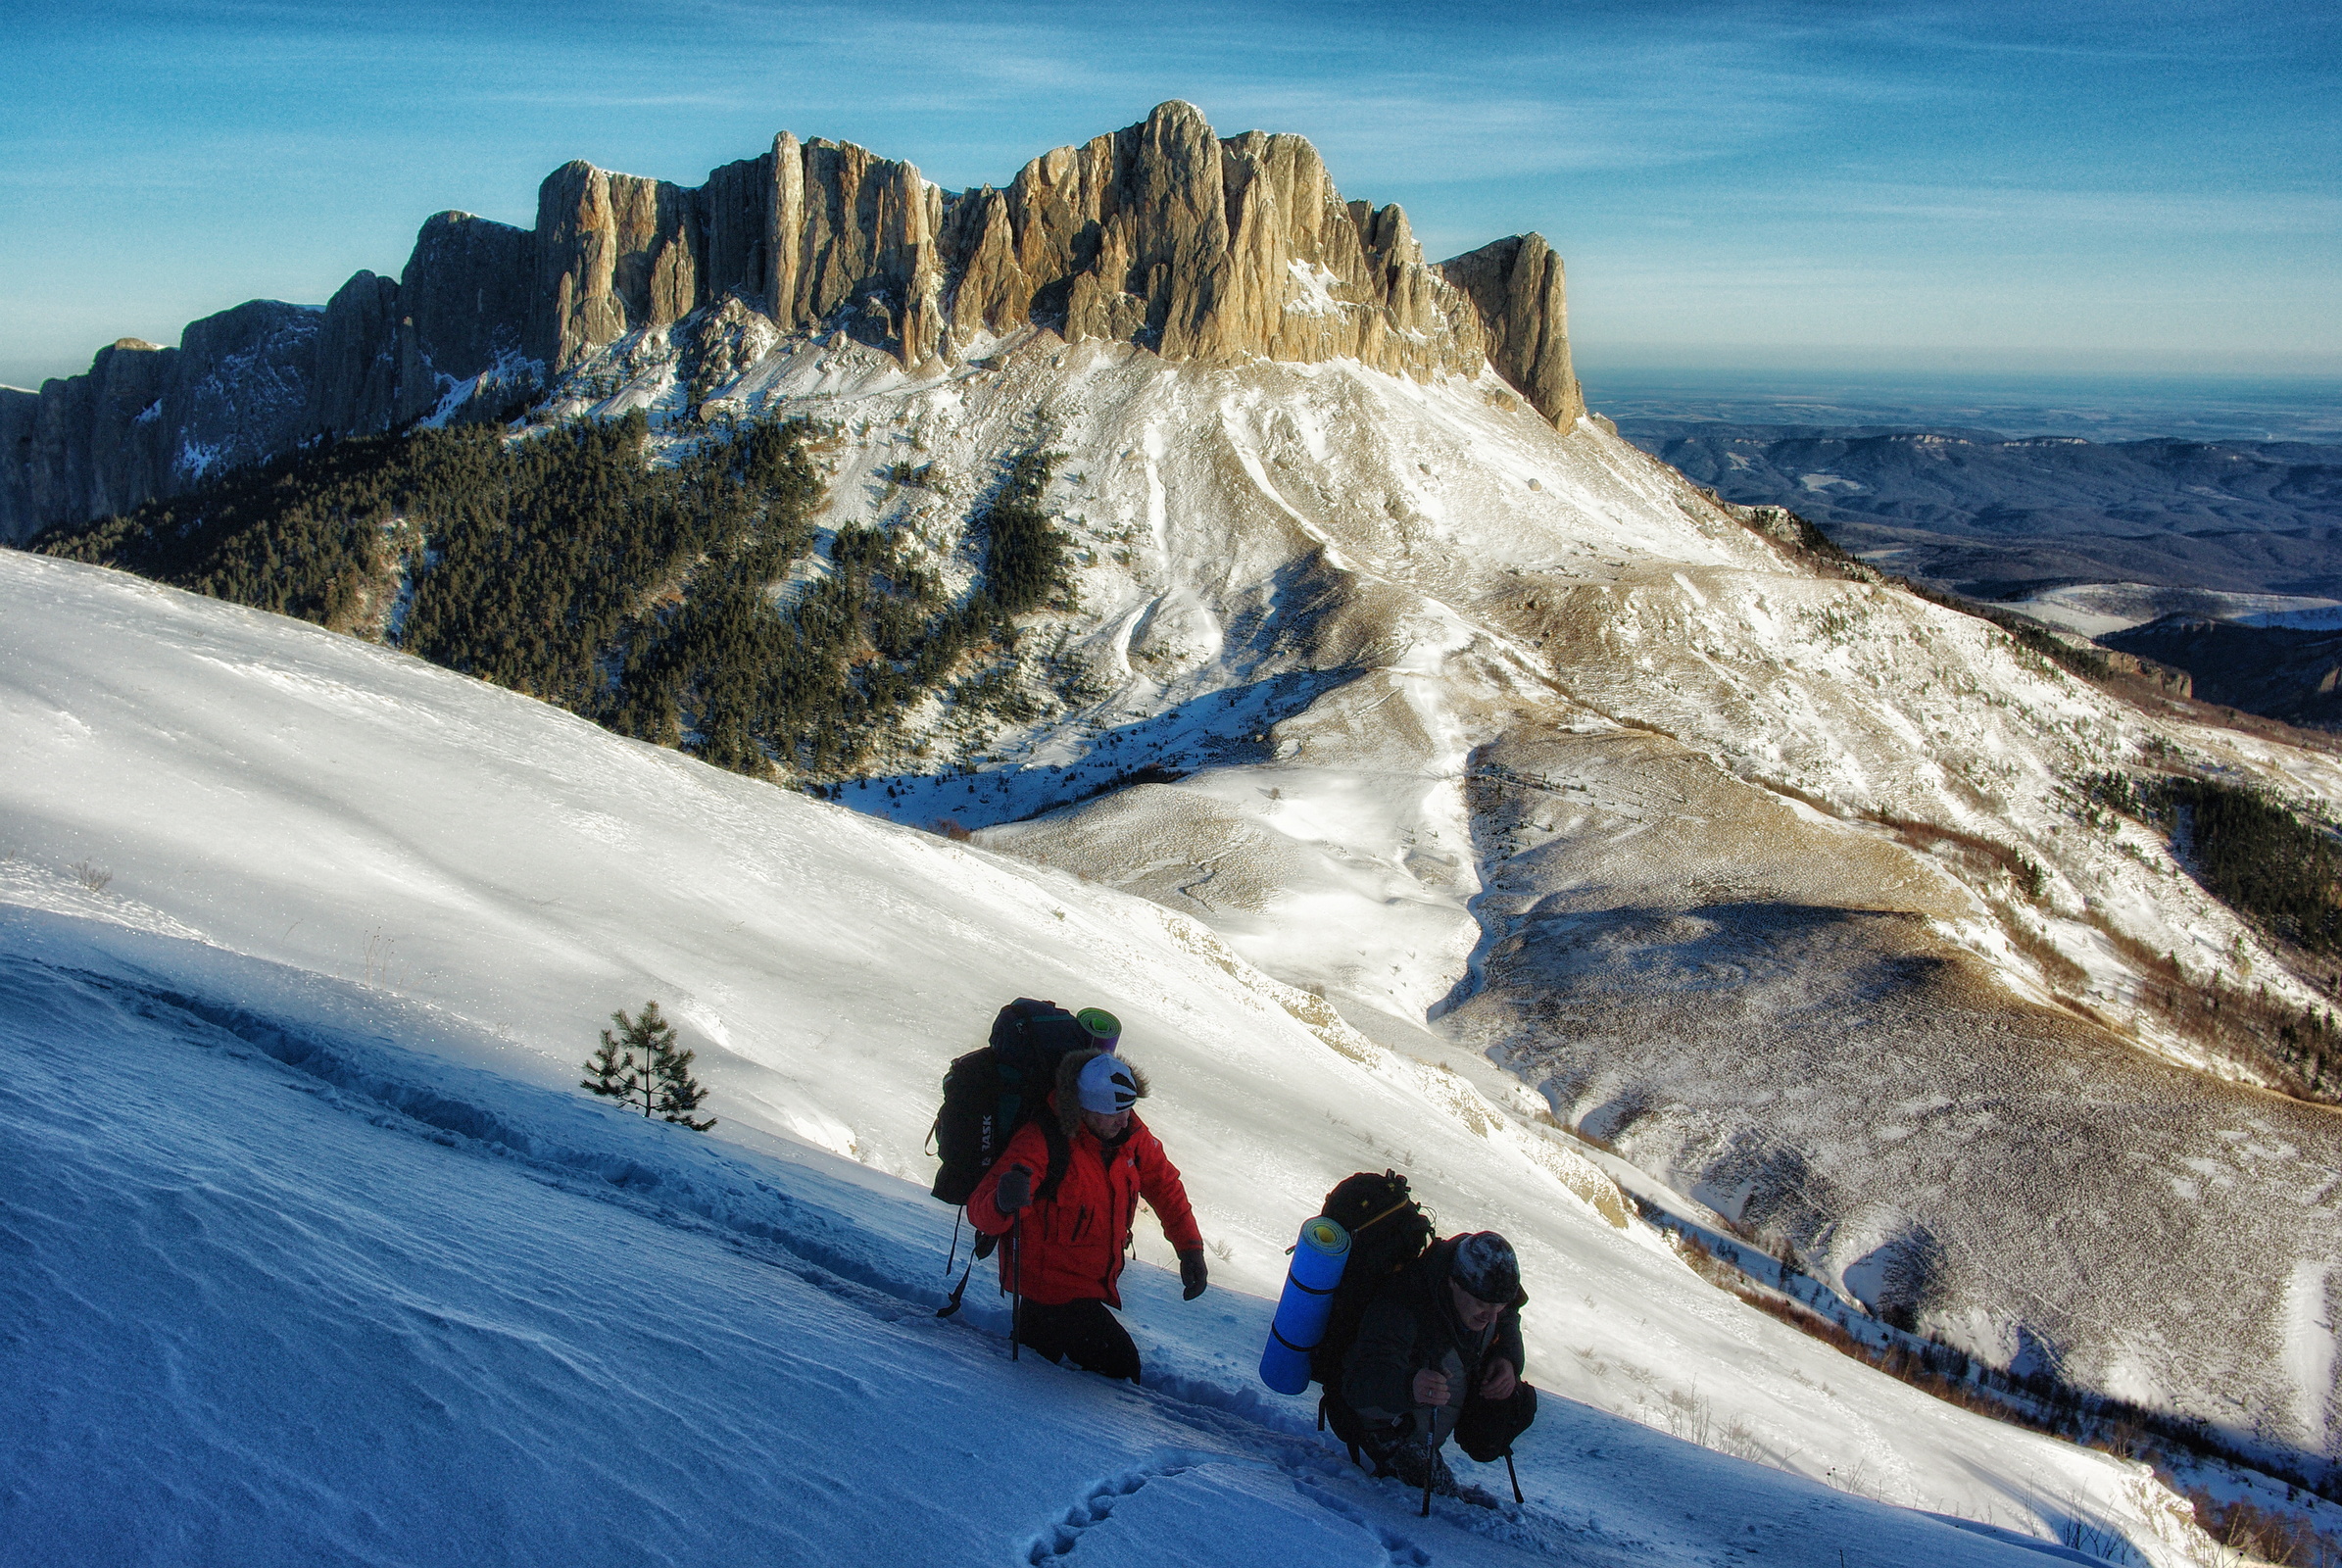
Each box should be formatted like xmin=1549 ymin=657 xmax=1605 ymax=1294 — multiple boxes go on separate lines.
xmin=543 ymin=327 xmax=2342 ymax=1470
xmin=0 ymin=550 xmax=2221 ymax=1564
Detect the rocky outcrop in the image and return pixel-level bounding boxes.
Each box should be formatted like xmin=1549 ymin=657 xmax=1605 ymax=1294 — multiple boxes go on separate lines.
xmin=3 ymin=213 xmax=539 ymax=544
xmin=7 ymin=309 xmax=321 ymax=543
xmin=22 ymin=337 xmax=176 ymax=528
xmin=163 ymin=300 xmax=322 ymax=487
xmin=532 ymin=165 xmax=699 ymax=372
xmin=397 ymin=212 xmax=535 ymax=419
xmin=699 ymin=134 xmax=947 ymax=366
xmin=0 ymin=388 xmax=35 ymax=532
xmin=936 ymin=105 xmax=1487 ymax=383
xmin=309 ymin=271 xmax=401 ymax=437
xmin=1437 ymin=233 xmax=1584 ymax=426
xmin=5 ymin=102 xmax=1585 ymax=543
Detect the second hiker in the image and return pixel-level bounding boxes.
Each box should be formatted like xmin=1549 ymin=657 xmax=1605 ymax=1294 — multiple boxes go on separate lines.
xmin=967 ymin=1048 xmax=1207 ymax=1380
xmin=1335 ymin=1230 xmax=1537 ymax=1500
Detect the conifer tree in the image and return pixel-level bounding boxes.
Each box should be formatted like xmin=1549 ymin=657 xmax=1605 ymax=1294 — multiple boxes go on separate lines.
xmin=614 ymin=1001 xmax=675 ymax=1120
xmin=596 ymin=1002 xmax=668 ymax=1118
xmin=582 ymin=1001 xmax=713 ymax=1132
xmin=654 ymin=1041 xmax=716 ymax=1132
xmin=582 ymin=1021 xmax=639 ymax=1102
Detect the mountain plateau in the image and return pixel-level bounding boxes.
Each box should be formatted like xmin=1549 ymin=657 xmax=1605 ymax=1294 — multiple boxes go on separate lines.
xmin=1 ymin=100 xmax=1577 ymax=548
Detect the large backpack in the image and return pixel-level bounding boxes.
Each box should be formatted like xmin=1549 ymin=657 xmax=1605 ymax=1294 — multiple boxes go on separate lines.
xmin=929 ymin=999 xmax=1093 ymax=1206
xmin=1308 ymin=1169 xmax=1437 ymax=1391
xmin=931 ymin=999 xmax=1096 ymax=1319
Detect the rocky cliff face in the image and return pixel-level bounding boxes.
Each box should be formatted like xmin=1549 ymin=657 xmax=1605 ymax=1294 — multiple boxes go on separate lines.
xmin=532 ymin=164 xmax=701 ymax=372
xmin=1438 ymin=231 xmax=1584 ymax=426
xmin=6 ymin=307 xmax=321 ymax=536
xmin=401 ymin=212 xmax=536 ymax=415
xmin=945 ymin=107 xmax=1488 ymax=384
xmin=5 ymin=215 xmax=536 ymax=544
xmin=4 ymin=102 xmax=1582 ymax=543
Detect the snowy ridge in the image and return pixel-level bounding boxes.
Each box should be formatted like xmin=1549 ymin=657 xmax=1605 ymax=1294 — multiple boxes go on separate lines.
xmin=0 ymin=549 xmax=2246 ymax=1563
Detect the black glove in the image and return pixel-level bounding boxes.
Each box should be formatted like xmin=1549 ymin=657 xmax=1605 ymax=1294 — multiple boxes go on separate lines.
xmin=994 ymin=1165 xmax=1032 ymax=1214
xmin=1178 ymin=1249 xmax=1208 ymax=1300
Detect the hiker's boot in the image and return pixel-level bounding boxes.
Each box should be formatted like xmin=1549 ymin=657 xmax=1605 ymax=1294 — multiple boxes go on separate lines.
xmin=1379 ymin=1437 xmax=1459 ymax=1496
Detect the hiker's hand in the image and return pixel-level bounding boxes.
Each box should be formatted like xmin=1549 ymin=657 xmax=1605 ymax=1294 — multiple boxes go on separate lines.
xmin=1411 ymin=1369 xmax=1451 ymax=1406
xmin=1178 ymin=1250 xmax=1208 ymax=1299
xmin=994 ymin=1166 xmax=1032 ymax=1213
xmin=1481 ymin=1357 xmax=1517 ymax=1400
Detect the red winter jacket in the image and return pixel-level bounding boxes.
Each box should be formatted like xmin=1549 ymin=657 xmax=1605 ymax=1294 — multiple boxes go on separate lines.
xmin=967 ymin=1107 xmax=1202 ymax=1308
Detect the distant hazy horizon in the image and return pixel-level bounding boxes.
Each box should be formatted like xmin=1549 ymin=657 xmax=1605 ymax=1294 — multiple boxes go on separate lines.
xmin=1580 ymin=367 xmax=2342 ymax=445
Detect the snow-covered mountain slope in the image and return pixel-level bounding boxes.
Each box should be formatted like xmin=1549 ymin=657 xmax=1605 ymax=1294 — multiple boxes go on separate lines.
xmin=0 ymin=550 xmax=2225 ymax=1564
xmin=540 ymin=326 xmax=2342 ymax=1470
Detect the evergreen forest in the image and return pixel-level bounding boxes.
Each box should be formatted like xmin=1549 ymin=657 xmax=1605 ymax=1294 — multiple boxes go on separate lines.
xmin=33 ymin=413 xmax=1075 ymax=781
xmin=2082 ymin=771 xmax=2342 ymax=957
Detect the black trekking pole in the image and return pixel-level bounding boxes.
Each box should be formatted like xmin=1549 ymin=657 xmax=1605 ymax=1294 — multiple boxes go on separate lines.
xmin=1001 ymin=1209 xmax=1021 ymax=1359
xmin=1420 ymin=1414 xmax=1436 ymax=1517
xmin=1476 ymin=1315 xmax=1524 ymax=1504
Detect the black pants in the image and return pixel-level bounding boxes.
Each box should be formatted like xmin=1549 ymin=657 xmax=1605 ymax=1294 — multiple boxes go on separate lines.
xmin=1015 ymin=1298 xmax=1141 ymax=1382
xmin=1329 ymin=1384 xmax=1538 ymax=1466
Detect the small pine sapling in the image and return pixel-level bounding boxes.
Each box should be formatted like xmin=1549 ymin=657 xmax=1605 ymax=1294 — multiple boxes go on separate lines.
xmin=621 ymin=1001 xmax=675 ymax=1120
xmin=654 ymin=1042 xmax=716 ymax=1132
xmin=583 ymin=1001 xmax=714 ymax=1132
xmin=582 ymin=1022 xmax=639 ymax=1102
xmin=598 ymin=1002 xmax=673 ymax=1118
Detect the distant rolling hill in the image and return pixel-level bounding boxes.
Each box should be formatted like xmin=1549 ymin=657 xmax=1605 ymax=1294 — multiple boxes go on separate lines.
xmin=2103 ymin=616 xmax=2342 ymax=731
xmin=1619 ymin=420 xmax=2342 ymax=601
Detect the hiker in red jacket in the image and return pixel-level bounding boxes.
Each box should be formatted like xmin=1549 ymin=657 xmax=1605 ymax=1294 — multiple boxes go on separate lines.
xmin=967 ymin=1048 xmax=1207 ymax=1380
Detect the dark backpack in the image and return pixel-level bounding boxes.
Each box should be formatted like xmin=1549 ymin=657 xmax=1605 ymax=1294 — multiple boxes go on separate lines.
xmin=1308 ymin=1169 xmax=1437 ymax=1390
xmin=929 ymin=999 xmax=1091 ymax=1206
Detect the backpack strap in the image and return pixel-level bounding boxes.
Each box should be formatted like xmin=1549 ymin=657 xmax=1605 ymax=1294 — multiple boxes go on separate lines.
xmin=937 ymin=1258 xmax=974 ymax=1317
xmin=936 ymin=1226 xmax=1003 ymax=1319
xmin=994 ymin=1089 xmax=1025 ymax=1139
xmin=1350 ymin=1195 xmax=1417 ymax=1238
xmin=1034 ymin=1117 xmax=1073 ymax=1201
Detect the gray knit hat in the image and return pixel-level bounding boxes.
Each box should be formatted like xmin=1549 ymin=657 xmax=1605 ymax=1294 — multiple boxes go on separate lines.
xmin=1451 ymin=1231 xmax=1520 ymax=1304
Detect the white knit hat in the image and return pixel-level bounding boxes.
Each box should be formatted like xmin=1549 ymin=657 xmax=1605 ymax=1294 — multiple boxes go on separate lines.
xmin=1076 ymin=1054 xmax=1140 ymax=1113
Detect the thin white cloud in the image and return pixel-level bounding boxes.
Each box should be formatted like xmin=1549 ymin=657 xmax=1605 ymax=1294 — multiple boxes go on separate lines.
xmin=1686 ymin=181 xmax=2342 ymax=236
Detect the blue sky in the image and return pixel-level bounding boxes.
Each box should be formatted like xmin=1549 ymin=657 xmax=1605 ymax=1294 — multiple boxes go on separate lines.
xmin=3 ymin=0 xmax=2336 ymax=390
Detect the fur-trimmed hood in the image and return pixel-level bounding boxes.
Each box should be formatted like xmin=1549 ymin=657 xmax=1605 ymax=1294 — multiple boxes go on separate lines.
xmin=1054 ymin=1048 xmax=1149 ymax=1133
